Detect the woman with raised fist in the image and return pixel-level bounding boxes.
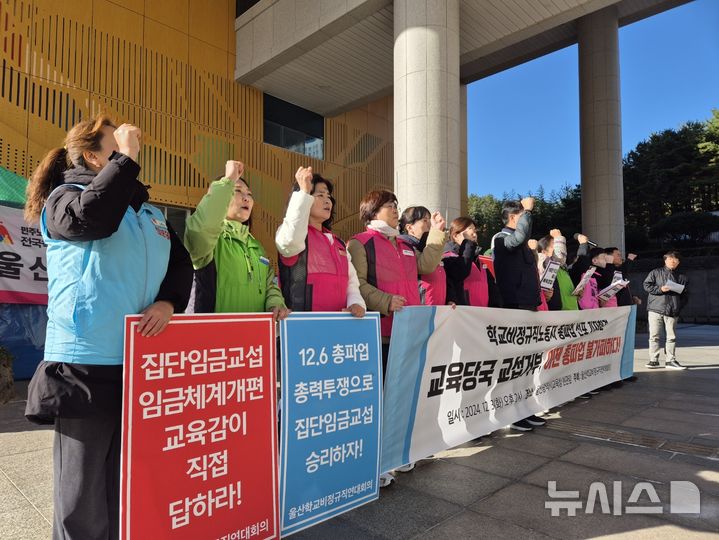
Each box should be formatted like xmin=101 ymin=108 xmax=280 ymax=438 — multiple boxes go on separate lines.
xmin=275 ymin=166 xmax=365 ymax=316
xmin=24 ymin=115 xmax=193 ymax=539
xmin=184 ymin=159 xmax=289 ymax=320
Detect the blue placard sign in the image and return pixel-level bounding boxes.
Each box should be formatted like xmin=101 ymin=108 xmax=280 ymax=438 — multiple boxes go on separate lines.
xmin=279 ymin=312 xmax=382 ymax=536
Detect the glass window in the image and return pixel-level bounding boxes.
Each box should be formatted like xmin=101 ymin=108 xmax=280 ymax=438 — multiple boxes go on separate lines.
xmin=236 ymin=0 xmax=261 ymax=18
xmin=263 ymin=94 xmax=324 ymax=160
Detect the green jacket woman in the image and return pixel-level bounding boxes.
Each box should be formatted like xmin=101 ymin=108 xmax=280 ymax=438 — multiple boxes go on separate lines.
xmin=184 ymin=160 xmax=289 ymax=318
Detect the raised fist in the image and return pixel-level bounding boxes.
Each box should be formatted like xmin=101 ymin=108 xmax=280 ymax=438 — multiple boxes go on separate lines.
xmin=114 ymin=124 xmax=142 ymax=161
xmin=520 ymin=197 xmax=535 ymax=211
xmin=431 ymin=211 xmax=446 ymax=231
xmin=295 ymin=166 xmax=313 ymax=193
xmin=224 ymin=160 xmax=245 ymax=182
xmin=549 ymin=229 xmax=561 ymax=238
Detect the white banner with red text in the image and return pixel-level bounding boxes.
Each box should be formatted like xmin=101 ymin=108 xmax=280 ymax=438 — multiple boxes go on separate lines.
xmin=380 ymin=305 xmax=636 ymax=473
xmin=0 ymin=204 xmax=48 ymax=304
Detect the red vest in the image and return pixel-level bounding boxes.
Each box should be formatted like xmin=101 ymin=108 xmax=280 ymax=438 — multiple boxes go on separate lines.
xmin=420 ymin=262 xmax=447 ymax=306
xmin=278 ymin=227 xmax=349 ymax=312
xmin=353 ymin=229 xmax=421 ymax=337
xmin=444 ymin=252 xmax=490 ymax=307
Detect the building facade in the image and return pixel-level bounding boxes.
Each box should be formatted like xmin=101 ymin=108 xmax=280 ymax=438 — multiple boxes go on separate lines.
xmin=0 ymin=0 xmax=394 ymax=250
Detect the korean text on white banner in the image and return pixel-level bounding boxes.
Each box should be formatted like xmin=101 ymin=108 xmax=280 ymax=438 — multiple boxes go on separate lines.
xmin=279 ymin=312 xmax=382 ymax=537
xmin=121 ymin=313 xmax=279 ymax=540
xmin=0 ymin=205 xmax=48 ymax=304
xmin=381 ymin=305 xmax=636 ymax=472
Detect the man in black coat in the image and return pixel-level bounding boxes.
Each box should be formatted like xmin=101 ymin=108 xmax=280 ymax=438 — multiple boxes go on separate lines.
xmin=492 ymin=198 xmax=541 ymax=310
xmin=643 ymin=251 xmax=689 ymax=370
xmin=491 ymin=198 xmax=545 ymax=432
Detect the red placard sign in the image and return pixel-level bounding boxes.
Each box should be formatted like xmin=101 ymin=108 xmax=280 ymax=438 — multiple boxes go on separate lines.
xmin=120 ymin=313 xmax=278 ymax=540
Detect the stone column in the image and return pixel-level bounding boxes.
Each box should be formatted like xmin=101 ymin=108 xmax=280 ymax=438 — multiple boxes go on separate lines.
xmin=394 ymin=0 xmax=461 ymax=220
xmin=578 ymin=6 xmax=625 ymax=251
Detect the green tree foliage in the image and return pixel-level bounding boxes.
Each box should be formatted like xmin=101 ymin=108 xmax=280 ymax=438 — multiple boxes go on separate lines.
xmin=466 ymin=194 xmax=502 ymax=250
xmin=467 ymin=184 xmax=582 ymax=250
xmin=623 ymin=113 xmax=719 ymax=240
xmin=649 ymin=212 xmax=719 ymax=244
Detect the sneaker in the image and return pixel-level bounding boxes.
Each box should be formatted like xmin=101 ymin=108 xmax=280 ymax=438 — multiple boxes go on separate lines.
xmin=588 ymin=389 xmax=600 ymax=395
xmin=578 ymin=393 xmax=592 ymax=399
xmin=379 ymin=472 xmax=395 ymax=488
xmin=666 ymin=360 xmax=687 ymax=370
xmin=395 ymin=462 xmax=415 ymax=473
xmin=510 ymin=419 xmax=534 ymax=432
xmin=645 ymin=361 xmax=661 ymax=369
xmin=526 ymin=414 xmax=547 ymax=426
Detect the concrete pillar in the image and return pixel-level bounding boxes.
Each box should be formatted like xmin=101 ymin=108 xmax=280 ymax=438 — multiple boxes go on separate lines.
xmin=394 ymin=0 xmax=461 ymax=221
xmin=578 ymin=6 xmax=625 ymax=252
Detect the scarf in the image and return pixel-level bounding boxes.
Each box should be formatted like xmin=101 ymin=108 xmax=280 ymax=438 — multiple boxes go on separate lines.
xmin=368 ymin=219 xmax=399 ymax=238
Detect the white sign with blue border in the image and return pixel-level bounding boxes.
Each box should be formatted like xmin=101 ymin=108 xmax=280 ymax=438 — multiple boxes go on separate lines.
xmin=279 ymin=312 xmax=382 ymax=536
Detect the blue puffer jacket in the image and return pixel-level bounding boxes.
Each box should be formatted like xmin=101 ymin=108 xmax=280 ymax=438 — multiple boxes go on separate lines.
xmin=41 ymin=183 xmax=171 ymax=365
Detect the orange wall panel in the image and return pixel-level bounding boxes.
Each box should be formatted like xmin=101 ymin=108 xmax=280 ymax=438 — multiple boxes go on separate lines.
xmin=0 ymin=0 xmax=394 ymax=254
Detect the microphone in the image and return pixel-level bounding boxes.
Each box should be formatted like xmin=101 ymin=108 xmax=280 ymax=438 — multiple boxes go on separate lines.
xmin=573 ymin=233 xmax=598 ymax=248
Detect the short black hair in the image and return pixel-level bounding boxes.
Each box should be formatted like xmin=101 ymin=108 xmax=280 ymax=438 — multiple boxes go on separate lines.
xmin=663 ymin=250 xmax=681 ymax=261
xmin=501 ymin=201 xmax=524 ymax=225
xmin=399 ymin=206 xmax=431 ymax=234
xmin=604 ymin=246 xmax=619 ymax=254
xmin=589 ymin=247 xmax=605 ymax=260
xmin=292 ymin=173 xmax=335 ymax=230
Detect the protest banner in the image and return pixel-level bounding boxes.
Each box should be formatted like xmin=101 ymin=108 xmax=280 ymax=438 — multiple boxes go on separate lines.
xmin=121 ymin=313 xmax=278 ymax=540
xmin=0 ymin=205 xmax=48 ymax=304
xmin=381 ymin=305 xmax=636 ymax=473
xmin=279 ymin=312 xmax=382 ymax=537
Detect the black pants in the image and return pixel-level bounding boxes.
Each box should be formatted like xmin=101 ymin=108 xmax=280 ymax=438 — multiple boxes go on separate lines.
xmin=53 ymin=412 xmax=121 ymax=540
xmin=381 ymin=343 xmax=390 ymax=381
xmin=505 ymin=303 xmax=537 ymax=422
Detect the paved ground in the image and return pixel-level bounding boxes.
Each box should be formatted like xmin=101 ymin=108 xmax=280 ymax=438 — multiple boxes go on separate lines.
xmin=1 ymin=324 xmax=718 ymax=539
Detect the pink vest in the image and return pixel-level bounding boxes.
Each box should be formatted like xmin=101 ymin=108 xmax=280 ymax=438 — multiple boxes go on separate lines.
xmin=278 ymin=226 xmax=349 ymax=312
xmin=602 ymin=295 xmax=618 ymax=308
xmin=420 ymin=263 xmax=447 ymax=306
xmin=578 ymin=275 xmax=599 ymax=310
xmin=443 ymin=252 xmax=490 ymax=307
xmin=538 ymin=289 xmax=549 ymax=311
xmin=354 ymin=229 xmax=421 ymax=337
